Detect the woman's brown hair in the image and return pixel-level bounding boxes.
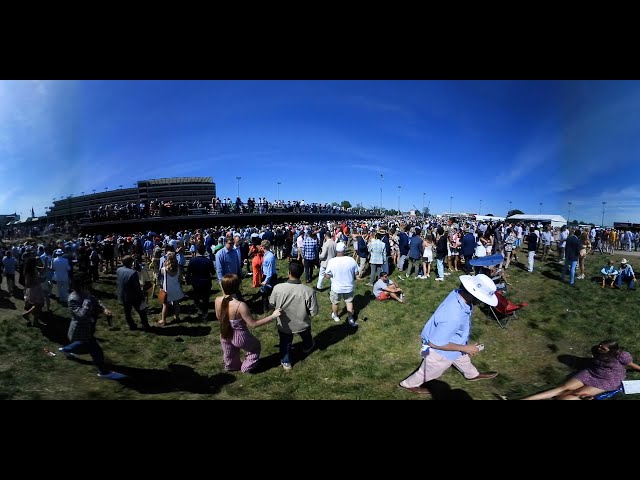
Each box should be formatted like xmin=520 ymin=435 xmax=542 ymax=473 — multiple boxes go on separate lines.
xmin=219 ymin=274 xmax=241 ymax=340
xmin=592 ymin=339 xmax=621 ymax=362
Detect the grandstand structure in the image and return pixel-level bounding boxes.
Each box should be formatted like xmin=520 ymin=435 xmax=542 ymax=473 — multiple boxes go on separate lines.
xmin=46 ymin=177 xmax=216 ymax=223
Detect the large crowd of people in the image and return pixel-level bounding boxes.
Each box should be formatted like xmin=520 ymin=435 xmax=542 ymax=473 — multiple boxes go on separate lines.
xmin=84 ymin=197 xmax=375 ymax=222
xmin=1 ymin=212 xmax=638 ymax=396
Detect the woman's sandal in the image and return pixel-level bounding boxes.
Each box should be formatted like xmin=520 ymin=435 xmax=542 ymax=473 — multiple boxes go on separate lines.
xmin=157 ymin=319 xmax=166 ymax=327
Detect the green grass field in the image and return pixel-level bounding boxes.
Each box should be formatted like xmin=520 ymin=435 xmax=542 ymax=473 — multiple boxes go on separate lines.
xmin=1 ymin=245 xmax=639 ymax=400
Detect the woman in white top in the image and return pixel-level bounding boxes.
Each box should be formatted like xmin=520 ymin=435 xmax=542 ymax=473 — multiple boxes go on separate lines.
xmin=158 ymin=252 xmax=184 ymax=326
xmin=422 ymin=232 xmax=434 ymax=278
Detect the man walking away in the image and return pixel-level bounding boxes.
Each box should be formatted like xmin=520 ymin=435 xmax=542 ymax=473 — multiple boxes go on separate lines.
xmin=186 ymin=244 xmax=215 ymax=320
xmin=270 ymin=260 xmax=319 ymax=370
xmin=325 ymin=242 xmax=359 ymax=327
xmin=116 ymin=255 xmax=151 ymax=331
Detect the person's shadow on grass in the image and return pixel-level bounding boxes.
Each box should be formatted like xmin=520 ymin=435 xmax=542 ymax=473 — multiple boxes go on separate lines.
xmin=351 ymin=294 xmax=373 ymax=319
xmin=558 ymin=353 xmax=593 ymax=371
xmin=424 ymin=379 xmax=473 ymax=400
xmin=115 ymin=363 xmax=236 ymax=394
xmin=0 ymin=295 xmax=17 ymax=310
xmin=252 ymin=322 xmax=359 ymax=373
xmin=152 ymin=325 xmax=212 ymax=337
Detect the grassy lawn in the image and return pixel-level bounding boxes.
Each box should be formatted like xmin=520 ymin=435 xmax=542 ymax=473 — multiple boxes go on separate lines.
xmin=1 ymin=245 xmax=639 ymax=400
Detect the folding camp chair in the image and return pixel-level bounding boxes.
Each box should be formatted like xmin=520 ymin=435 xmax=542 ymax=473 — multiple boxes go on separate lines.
xmin=592 ymin=380 xmax=640 ymax=400
xmin=488 ymin=291 xmax=528 ymax=328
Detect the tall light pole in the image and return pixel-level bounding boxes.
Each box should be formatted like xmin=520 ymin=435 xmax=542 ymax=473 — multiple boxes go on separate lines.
xmin=397 ymin=185 xmax=401 ymax=213
xmin=450 ymin=196 xmax=453 ymax=215
xmin=236 ymin=176 xmax=241 ymax=197
xmin=277 ymin=181 xmax=281 ymax=199
xmin=423 ymin=192 xmax=426 ymax=212
xmin=568 ymin=201 xmax=572 ymax=224
xmin=479 ymin=199 xmax=482 ymax=215
xmin=508 ymin=200 xmax=512 ymax=216
xmin=601 ymin=201 xmax=606 ymax=227
xmin=539 ymin=202 xmax=543 ymax=214
xmin=380 ymin=174 xmax=384 ymax=215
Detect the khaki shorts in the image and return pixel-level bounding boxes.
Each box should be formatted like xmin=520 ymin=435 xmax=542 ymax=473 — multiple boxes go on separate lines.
xmin=330 ymin=290 xmax=354 ymax=305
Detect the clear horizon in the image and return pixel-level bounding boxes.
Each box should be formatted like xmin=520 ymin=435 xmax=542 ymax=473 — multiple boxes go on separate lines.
xmin=1 ymin=80 xmax=639 ymax=226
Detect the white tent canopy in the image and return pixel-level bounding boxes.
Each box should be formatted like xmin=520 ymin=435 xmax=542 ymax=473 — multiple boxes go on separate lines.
xmin=506 ymin=214 xmax=567 ymax=228
xmin=474 ymin=215 xmax=506 ymax=223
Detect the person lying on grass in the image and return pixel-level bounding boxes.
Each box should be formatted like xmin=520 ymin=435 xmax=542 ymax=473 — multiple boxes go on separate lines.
xmin=520 ymin=340 xmax=640 ymax=400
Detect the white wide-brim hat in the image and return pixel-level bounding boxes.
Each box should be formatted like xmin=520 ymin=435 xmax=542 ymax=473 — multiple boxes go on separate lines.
xmin=460 ymin=274 xmax=498 ymax=306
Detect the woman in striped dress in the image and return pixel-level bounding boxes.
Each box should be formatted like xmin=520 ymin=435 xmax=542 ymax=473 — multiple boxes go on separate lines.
xmin=215 ymin=274 xmax=281 ymax=372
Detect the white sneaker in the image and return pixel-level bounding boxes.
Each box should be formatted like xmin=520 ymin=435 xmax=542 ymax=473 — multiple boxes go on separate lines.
xmin=443 ymin=272 xmax=451 ymax=276
xmin=281 ymin=362 xmax=293 ymax=371
xmin=331 ymin=312 xmax=340 ymax=322
xmin=435 ymin=277 xmax=444 ymax=281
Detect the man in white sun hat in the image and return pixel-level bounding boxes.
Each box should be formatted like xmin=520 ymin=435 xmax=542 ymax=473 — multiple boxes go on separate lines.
xmin=398 ymin=274 xmax=499 ymax=395
xmin=615 ymin=258 xmax=636 ymax=290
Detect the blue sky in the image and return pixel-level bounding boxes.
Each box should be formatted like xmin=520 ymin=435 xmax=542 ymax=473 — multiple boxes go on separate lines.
xmin=1 ymin=80 xmax=639 ymax=225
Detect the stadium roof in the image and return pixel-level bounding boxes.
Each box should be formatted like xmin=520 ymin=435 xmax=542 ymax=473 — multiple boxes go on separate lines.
xmin=141 ymin=177 xmax=213 ymax=185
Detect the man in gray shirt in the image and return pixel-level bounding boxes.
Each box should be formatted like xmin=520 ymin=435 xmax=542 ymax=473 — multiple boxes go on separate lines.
xmin=269 ymin=260 xmax=319 ymax=370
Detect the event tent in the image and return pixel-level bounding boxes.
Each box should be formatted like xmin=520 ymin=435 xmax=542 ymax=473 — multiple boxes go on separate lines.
xmin=506 ymin=214 xmax=567 ymax=228
xmin=474 ymin=215 xmax=506 ymax=222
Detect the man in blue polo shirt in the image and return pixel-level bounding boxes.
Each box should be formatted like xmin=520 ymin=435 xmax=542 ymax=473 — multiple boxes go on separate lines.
xmin=398 ymin=274 xmax=499 ymax=395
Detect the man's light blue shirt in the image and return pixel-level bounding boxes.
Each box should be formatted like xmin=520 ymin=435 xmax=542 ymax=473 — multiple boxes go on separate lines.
xmin=421 ymin=289 xmax=472 ymax=361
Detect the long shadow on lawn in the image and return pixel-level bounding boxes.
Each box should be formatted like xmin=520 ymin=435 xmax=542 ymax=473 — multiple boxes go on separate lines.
xmin=0 ymin=296 xmax=17 ymax=310
xmin=57 ymin=355 xmax=235 ymax=394
xmin=558 ymin=354 xmax=592 ymax=371
xmin=351 ymin=294 xmax=373 ymax=319
xmin=541 ymin=270 xmax=563 ymax=282
xmin=251 ymin=322 xmax=359 ymax=374
xmin=38 ymin=312 xmax=72 ymax=346
xmin=424 ymin=379 xmax=473 ymax=400
xmin=115 ymin=364 xmax=236 ymax=394
xmin=152 ymin=325 xmax=211 ymax=337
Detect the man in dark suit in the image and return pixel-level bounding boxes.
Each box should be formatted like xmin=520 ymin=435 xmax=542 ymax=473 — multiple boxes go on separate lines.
xmin=562 ymin=228 xmax=581 ymax=286
xmin=461 ymin=228 xmax=476 ymax=273
xmin=116 ymin=255 xmax=151 ymax=331
xmin=398 ymin=226 xmax=410 ymax=272
xmin=186 ymin=244 xmax=215 ymax=320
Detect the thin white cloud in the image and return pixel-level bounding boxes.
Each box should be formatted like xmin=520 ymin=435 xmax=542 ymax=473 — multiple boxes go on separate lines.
xmin=350 ymin=164 xmax=392 ymax=174
xmin=346 ymin=94 xmax=415 ymax=118
xmin=496 ymin=137 xmax=557 ymax=186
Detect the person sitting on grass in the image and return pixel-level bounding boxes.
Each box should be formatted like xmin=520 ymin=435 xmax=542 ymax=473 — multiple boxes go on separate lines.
xmin=600 ymin=259 xmax=618 ymax=288
xmin=520 ymin=340 xmax=640 ymax=400
xmin=615 ymin=258 xmax=636 ymax=290
xmin=373 ymin=271 xmax=404 ymax=303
